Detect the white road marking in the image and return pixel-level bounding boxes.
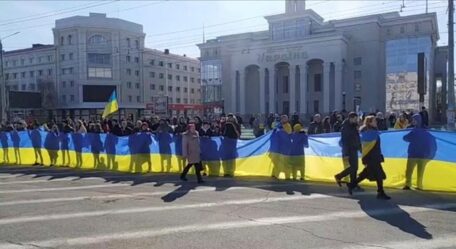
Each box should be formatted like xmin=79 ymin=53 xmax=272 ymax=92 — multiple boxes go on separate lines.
xmin=0 ymin=183 xmax=130 ymax=194
xmin=0 ymin=193 xmax=336 ymax=225
xmin=0 ymin=202 xmax=454 ymax=249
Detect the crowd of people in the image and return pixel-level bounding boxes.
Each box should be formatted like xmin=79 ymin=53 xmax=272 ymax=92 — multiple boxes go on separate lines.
xmin=0 ymin=106 xmax=432 ymax=194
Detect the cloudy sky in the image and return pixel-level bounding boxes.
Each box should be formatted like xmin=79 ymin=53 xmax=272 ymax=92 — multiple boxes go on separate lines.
xmin=0 ymin=0 xmax=449 ymax=58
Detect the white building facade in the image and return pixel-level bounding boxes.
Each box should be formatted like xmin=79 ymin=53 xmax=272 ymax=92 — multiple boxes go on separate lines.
xmin=2 ymin=13 xmax=201 ymax=121
xmin=198 ymin=0 xmax=444 ymax=122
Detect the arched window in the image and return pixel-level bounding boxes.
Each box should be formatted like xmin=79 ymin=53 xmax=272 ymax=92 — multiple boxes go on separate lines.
xmin=88 ymin=35 xmax=107 ymax=45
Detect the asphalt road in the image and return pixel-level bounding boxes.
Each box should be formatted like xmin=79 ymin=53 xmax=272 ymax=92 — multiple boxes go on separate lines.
xmin=0 ymin=165 xmax=456 ymax=249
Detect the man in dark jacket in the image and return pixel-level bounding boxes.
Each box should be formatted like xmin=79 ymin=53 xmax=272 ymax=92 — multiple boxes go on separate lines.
xmin=335 ymin=112 xmax=361 ymax=188
xmin=420 ymin=106 xmax=429 ymax=128
xmin=376 ymin=112 xmax=388 ymax=131
xmin=308 ymin=114 xmax=324 ymax=135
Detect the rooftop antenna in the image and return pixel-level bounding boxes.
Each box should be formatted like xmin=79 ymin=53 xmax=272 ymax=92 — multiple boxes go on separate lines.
xmin=400 ymin=0 xmax=406 ymax=12
xmin=203 ymin=24 xmax=205 ymax=43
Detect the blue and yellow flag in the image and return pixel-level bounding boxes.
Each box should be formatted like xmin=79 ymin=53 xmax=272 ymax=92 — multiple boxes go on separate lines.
xmin=360 ymin=130 xmax=379 ymax=158
xmin=102 ymin=91 xmax=119 ymax=119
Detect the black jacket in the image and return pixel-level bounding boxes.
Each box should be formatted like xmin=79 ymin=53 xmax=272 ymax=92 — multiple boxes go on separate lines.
xmin=376 ymin=118 xmax=388 ymax=131
xmin=340 ymin=120 xmax=361 ymax=155
xmin=308 ymin=121 xmax=324 ymax=135
xmin=199 ymin=128 xmax=214 ymax=137
xmin=223 ymin=122 xmax=239 ymax=139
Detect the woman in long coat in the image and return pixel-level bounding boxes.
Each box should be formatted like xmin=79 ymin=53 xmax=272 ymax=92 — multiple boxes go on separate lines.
xmin=180 ymin=123 xmax=204 ymax=183
xmin=347 ymin=115 xmax=391 ymax=200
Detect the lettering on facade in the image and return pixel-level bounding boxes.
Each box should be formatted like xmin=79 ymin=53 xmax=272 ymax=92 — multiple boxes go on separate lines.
xmin=257 ymin=50 xmax=308 ymax=63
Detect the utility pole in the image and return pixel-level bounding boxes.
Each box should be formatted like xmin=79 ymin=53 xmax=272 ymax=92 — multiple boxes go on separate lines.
xmin=448 ymin=0 xmax=455 ymax=129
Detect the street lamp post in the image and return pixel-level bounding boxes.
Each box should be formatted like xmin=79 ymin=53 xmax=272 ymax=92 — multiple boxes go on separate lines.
xmin=342 ymin=91 xmax=346 ymax=111
xmin=0 ymin=32 xmax=20 ymax=122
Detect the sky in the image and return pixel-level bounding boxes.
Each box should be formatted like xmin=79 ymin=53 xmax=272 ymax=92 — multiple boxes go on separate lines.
xmin=0 ymin=0 xmax=449 ymax=58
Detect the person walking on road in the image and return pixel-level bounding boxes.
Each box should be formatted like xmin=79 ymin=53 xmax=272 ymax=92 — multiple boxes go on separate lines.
xmin=335 ymin=112 xmax=361 ymax=189
xmin=347 ymin=116 xmax=391 ymax=200
xmin=180 ymin=123 xmax=204 ymax=184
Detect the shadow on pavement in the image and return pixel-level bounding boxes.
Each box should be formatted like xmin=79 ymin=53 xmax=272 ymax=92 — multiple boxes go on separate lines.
xmin=1 ymin=164 xmax=456 ymax=239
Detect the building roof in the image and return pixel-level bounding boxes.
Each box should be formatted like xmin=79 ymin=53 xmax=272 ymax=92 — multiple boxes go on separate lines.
xmin=3 ymin=44 xmax=54 ymax=56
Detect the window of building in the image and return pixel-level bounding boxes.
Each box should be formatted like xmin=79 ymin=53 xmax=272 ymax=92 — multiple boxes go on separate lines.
xmin=70 ymin=95 xmax=75 ymax=102
xmin=29 ymin=84 xmax=35 ymax=91
xmin=13 ymin=73 xmax=17 ymax=79
xmin=68 ymin=35 xmax=72 ymax=45
xmin=191 ymin=88 xmax=195 ymax=94
xmin=135 ymin=57 xmax=139 ymax=63
xmin=5 ymin=61 xmax=8 ymax=67
xmin=198 ymin=68 xmax=201 ymax=73
xmin=88 ymin=53 xmax=111 ymax=64
xmin=126 ymin=56 xmax=131 ymax=62
xmin=400 ymin=26 xmax=405 ymax=34
xmin=197 ymin=79 xmax=201 ymax=84
xmin=136 ymin=96 xmax=140 ymax=102
xmin=135 ymin=82 xmax=140 ymax=89
xmin=150 ymin=60 xmax=155 ymax=65
xmin=88 ymin=67 xmax=112 ymax=78
xmin=62 ymin=95 xmax=66 ymax=102
xmin=191 ymin=99 xmax=195 ymax=104
xmin=191 ymin=67 xmax=195 ymax=72
xmin=184 ymin=65 xmax=188 ymax=71
xmin=159 ymin=73 xmax=164 ymax=79
xmin=127 ymin=82 xmax=132 ymax=88
xmin=128 ymin=95 xmax=132 ymax=102
xmin=5 ymin=73 xmax=9 ymax=80
xmin=354 ymin=70 xmax=362 ymax=80
xmin=415 ymin=24 xmax=419 ymax=32
xmin=88 ymin=35 xmax=107 ymax=44
xmin=127 ymin=38 xmax=131 ymax=48
xmin=191 ymin=77 xmax=194 ymax=83
xmin=21 ymin=84 xmax=26 ymax=91
xmin=135 ymin=40 xmax=139 ymax=49
xmin=69 ymin=68 xmax=73 ymax=74
xmin=12 ymin=60 xmax=17 ymax=66
xmin=21 ymin=72 xmax=26 ymax=78
xmin=353 ymin=57 xmax=362 ymax=66
xmin=184 ymin=98 xmax=188 ymax=104
xmin=168 ymin=74 xmax=172 ymax=80
xmin=167 ymin=63 xmax=172 ymax=68
xmin=135 ymin=70 xmax=140 ymax=76
xmin=159 ymin=85 xmax=164 ymax=91
xmin=38 ymin=70 xmax=43 ymax=76
xmin=38 ymin=57 xmax=43 ymax=63
xmin=149 ymin=72 xmax=155 ymax=78
xmin=60 ymin=54 xmax=65 ymax=61
xmin=69 ymin=53 xmax=74 ymax=60
xmin=70 ymin=81 xmax=74 ymax=87
xmin=176 ymin=64 xmax=180 ymax=70
xmin=48 ymin=69 xmax=52 ymax=75
xmin=176 ymin=98 xmax=181 ymax=104
xmin=60 ymin=36 xmax=64 ymax=45
xmin=21 ymin=59 xmax=24 ymax=65
xmin=184 ymin=87 xmax=188 ymax=93
xmin=184 ymin=76 xmax=188 ymax=82
xmin=176 ymin=87 xmax=180 ymax=92
xmin=168 ymin=86 xmax=172 ymax=92
xmin=48 ymin=55 xmax=52 ymax=62
xmin=150 ymin=84 xmax=155 ymax=90
xmin=159 ymin=61 xmax=164 ymax=67
xmin=62 ymin=81 xmax=66 ymax=88
xmin=176 ymin=75 xmax=180 ymax=81
xmin=29 ymin=57 xmax=34 ymax=64
xmin=127 ymin=69 xmax=132 ymax=75
xmin=314 ymin=74 xmax=322 ymax=92
xmin=29 ymin=71 xmax=34 ymax=78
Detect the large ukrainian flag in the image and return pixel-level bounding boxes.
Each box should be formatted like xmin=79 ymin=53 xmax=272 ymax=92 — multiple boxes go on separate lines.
xmin=102 ymin=91 xmax=119 ymax=119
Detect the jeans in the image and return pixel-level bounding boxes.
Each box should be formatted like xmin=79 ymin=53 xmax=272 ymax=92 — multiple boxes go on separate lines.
xmin=336 ymin=150 xmax=359 ymax=186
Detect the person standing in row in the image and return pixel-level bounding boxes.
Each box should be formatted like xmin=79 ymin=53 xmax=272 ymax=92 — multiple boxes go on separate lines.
xmin=335 ymin=112 xmax=361 ymax=189
xmin=347 ymin=116 xmax=391 ymax=200
xmin=180 ymin=123 xmax=204 ymax=183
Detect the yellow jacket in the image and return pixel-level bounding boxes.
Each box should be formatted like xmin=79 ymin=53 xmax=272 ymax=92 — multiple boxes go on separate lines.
xmin=282 ymin=123 xmax=292 ymax=134
xmin=394 ymin=119 xmax=409 ymax=129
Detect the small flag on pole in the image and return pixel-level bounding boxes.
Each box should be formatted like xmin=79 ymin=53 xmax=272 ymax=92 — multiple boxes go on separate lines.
xmin=102 ymin=91 xmax=119 ymax=119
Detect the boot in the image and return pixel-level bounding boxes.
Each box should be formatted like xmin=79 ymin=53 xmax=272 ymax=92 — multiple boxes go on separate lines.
xmin=334 ymin=175 xmax=342 ymax=187
xmin=377 ymin=191 xmax=391 ymax=200
xmin=346 ymin=183 xmax=354 ymax=196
